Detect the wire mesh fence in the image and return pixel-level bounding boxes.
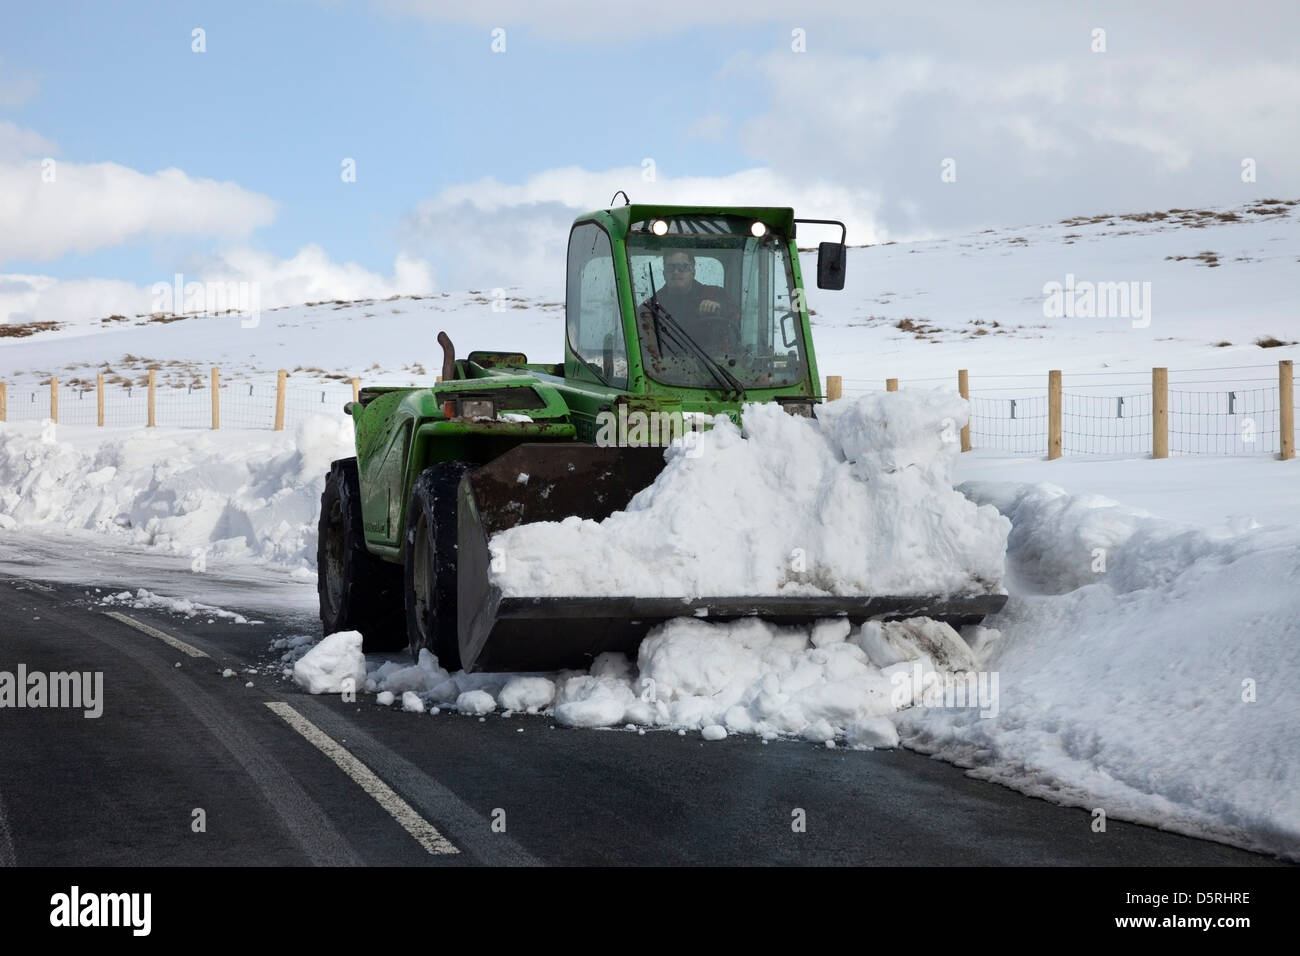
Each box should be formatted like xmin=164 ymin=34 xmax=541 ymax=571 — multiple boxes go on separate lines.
xmin=832 ymin=363 xmax=1296 ymax=459
xmin=4 ymin=367 xmax=1297 ymax=459
xmin=1169 ymin=388 xmax=1282 ymax=456
xmin=970 ymin=395 xmax=1049 ymax=454
xmin=0 ymin=381 xmax=356 ymax=430
xmin=1061 ymin=392 xmax=1152 ymax=456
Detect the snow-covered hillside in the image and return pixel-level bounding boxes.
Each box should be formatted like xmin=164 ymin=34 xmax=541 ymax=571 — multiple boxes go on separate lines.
xmin=1 ymin=199 xmax=1295 ymax=395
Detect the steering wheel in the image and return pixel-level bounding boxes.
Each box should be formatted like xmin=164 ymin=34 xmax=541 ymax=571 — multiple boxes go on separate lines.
xmin=697 ymin=302 xmax=742 ymax=356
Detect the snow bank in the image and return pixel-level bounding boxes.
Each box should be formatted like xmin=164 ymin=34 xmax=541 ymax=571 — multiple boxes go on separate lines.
xmin=899 ymin=481 xmax=1300 ymax=860
xmin=0 ymin=417 xmax=351 ymax=568
xmin=342 ymin=472 xmax=1299 ymax=859
xmin=490 ymin=393 xmax=1009 ymax=598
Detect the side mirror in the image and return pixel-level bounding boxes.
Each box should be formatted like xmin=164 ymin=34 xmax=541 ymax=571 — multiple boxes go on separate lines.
xmin=817 ymin=242 xmax=846 ymax=290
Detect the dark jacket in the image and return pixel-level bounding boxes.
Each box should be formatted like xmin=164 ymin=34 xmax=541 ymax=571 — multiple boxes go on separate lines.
xmin=637 ymin=281 xmax=737 ymax=359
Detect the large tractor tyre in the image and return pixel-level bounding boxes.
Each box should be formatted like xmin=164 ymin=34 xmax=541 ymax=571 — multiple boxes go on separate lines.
xmin=317 ymin=458 xmax=406 ymax=651
xmin=405 ymin=461 xmax=475 ymax=671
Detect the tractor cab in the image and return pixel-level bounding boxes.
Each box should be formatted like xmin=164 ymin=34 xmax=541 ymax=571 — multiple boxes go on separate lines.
xmin=564 ymin=205 xmax=846 ymax=404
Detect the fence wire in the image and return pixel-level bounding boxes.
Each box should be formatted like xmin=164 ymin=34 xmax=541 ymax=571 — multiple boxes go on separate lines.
xmin=1062 ymin=392 xmax=1152 ymax=455
xmin=970 ymin=395 xmax=1048 ymax=454
xmin=4 ymin=378 xmax=1296 ymax=459
xmin=1169 ymin=388 xmax=1282 ymax=455
xmin=1 ymin=382 xmax=355 ymax=431
xmin=842 ymin=380 xmax=1292 ymax=458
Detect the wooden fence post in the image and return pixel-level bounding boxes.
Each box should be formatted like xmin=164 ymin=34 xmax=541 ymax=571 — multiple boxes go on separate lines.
xmin=211 ymin=367 xmax=220 ymax=430
xmin=350 ymin=377 xmax=360 ymax=403
xmin=0 ymin=382 xmax=6 ymax=422
xmin=1152 ymin=367 xmax=1168 ymax=459
xmin=97 ymin=374 xmax=104 ymax=427
xmin=826 ymin=375 xmax=842 ymax=402
xmin=50 ymin=376 xmax=58 ymax=424
xmin=886 ymin=378 xmax=899 ymax=392
xmin=147 ymin=369 xmax=156 ymax=427
xmin=274 ymin=369 xmax=287 ymax=431
xmin=958 ymin=369 xmax=971 ymax=452
xmin=1281 ymin=359 xmax=1295 ymax=461
xmin=1047 ymin=370 xmax=1062 ymax=459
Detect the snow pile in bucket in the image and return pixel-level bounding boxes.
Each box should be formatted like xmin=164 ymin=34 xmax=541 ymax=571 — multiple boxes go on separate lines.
xmin=490 ymin=391 xmax=1010 ymax=598
xmin=0 ymin=416 xmax=351 ymax=568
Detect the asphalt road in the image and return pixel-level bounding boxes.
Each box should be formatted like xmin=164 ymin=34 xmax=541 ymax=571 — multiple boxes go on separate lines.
xmin=0 ymin=568 xmax=1285 ymax=866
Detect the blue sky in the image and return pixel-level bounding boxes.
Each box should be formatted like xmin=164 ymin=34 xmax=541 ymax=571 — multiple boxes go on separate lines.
xmin=2 ymin=1 xmax=1296 ymax=321
xmin=3 ymin=0 xmax=777 ymax=281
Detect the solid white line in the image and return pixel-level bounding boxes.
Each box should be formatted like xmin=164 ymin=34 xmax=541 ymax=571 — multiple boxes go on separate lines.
xmin=103 ymin=611 xmax=209 ymax=658
xmin=264 ymin=701 xmax=459 ymax=856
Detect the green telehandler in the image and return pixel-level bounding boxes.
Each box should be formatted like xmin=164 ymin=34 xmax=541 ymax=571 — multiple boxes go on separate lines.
xmin=317 ymin=202 xmax=1005 ymax=672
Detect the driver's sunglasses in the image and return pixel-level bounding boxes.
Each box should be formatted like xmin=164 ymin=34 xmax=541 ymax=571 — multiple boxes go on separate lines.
xmin=665 ymin=262 xmax=694 ymax=274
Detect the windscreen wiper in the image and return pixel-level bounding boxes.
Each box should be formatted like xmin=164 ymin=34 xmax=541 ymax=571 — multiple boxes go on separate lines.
xmin=646 ymin=264 xmax=746 ymax=402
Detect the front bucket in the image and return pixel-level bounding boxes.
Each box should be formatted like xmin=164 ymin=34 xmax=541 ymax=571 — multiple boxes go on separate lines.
xmin=453 ymin=444 xmax=1007 ymax=673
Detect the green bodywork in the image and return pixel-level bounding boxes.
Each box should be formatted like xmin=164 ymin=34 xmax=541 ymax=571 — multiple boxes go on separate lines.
xmin=347 ymin=204 xmax=825 ymax=563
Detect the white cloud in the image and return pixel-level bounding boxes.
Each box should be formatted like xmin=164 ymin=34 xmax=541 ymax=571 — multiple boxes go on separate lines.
xmin=729 ymin=48 xmax=1300 ymax=234
xmin=0 ymin=155 xmax=279 ymax=262
xmin=0 ymin=120 xmax=56 ymax=163
xmin=404 ymin=165 xmax=882 ymax=289
xmin=0 ymin=249 xmax=436 ymax=326
xmin=376 ymin=0 xmax=811 ymax=39
xmin=185 ymin=245 xmax=436 ymax=306
xmin=378 ymin=1 xmax=1299 ymax=235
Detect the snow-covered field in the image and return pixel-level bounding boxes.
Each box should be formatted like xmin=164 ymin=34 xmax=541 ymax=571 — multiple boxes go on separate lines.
xmin=1 ymin=199 xmax=1296 ymax=395
xmin=1 ymin=199 xmax=1298 ymax=861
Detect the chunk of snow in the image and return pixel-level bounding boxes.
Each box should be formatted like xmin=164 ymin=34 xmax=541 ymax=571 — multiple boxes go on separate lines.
xmin=456 ymin=689 xmax=496 ymax=715
xmin=293 ymin=631 xmax=365 ymax=695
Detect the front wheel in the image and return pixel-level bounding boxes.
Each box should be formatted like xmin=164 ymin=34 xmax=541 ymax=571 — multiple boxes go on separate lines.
xmin=404 ymin=461 xmax=474 ymax=671
xmin=317 ymin=458 xmax=406 ymax=650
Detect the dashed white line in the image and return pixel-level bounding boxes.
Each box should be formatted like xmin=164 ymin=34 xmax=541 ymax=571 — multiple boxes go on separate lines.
xmin=103 ymin=611 xmax=209 ymax=658
xmin=265 ymin=701 xmax=459 ymax=856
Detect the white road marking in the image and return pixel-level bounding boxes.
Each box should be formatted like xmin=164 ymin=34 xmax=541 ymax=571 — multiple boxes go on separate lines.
xmin=103 ymin=611 xmax=209 ymax=658
xmin=265 ymin=701 xmax=459 ymax=856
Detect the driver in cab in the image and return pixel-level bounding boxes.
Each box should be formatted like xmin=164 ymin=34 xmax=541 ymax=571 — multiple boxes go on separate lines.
xmin=638 ymin=250 xmax=737 ymax=357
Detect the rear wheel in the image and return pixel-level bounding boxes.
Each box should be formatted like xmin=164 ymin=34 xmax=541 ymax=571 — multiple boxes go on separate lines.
xmin=317 ymin=458 xmax=406 ymax=650
xmin=405 ymin=461 xmax=474 ymax=671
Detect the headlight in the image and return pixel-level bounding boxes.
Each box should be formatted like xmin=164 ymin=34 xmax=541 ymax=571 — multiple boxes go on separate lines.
xmin=458 ymin=398 xmax=496 ymax=419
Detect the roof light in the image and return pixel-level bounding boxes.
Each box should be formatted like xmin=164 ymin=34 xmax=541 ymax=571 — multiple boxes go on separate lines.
xmin=751 ymin=221 xmax=768 ymax=238
xmin=651 ymin=219 xmax=669 ymax=236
